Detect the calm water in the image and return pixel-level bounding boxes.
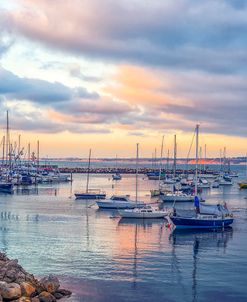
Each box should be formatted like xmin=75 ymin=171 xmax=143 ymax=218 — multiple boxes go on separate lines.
xmin=0 ymin=169 xmax=247 ymax=301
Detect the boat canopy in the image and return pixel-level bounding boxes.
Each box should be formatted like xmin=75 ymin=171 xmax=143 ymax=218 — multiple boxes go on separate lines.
xmin=199 ymin=203 xmax=229 ymax=215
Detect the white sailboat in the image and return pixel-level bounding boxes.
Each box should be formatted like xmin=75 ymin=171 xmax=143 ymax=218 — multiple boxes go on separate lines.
xmin=119 ymin=144 xmax=167 ymax=219
xmin=74 ymin=149 xmax=106 ymax=199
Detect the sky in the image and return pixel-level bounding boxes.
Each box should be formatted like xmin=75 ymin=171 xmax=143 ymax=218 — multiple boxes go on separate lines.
xmin=0 ymin=0 xmax=246 ymax=158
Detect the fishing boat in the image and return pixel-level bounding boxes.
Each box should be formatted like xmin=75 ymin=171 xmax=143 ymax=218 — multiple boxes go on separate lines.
xmin=169 ymin=125 xmax=234 ymax=229
xmin=119 ymin=205 xmax=167 ymax=219
xmin=97 ymin=195 xmax=144 ymax=209
xmin=75 ymin=149 xmax=106 ymax=200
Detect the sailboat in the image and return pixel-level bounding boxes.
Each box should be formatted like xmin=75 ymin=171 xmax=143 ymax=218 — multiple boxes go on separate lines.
xmin=112 ymin=155 xmax=122 ymax=180
xmin=0 ymin=111 xmax=14 ymax=194
xmin=238 ymin=154 xmax=247 ymax=189
xmin=118 ymin=144 xmax=167 ymax=219
xmin=169 ymin=125 xmax=234 ymax=229
xmin=74 ymin=149 xmax=106 ymax=199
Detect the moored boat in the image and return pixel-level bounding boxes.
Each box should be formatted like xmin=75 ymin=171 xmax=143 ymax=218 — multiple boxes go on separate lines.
xmin=119 ymin=205 xmax=167 ymax=219
xmin=97 ymin=195 xmax=144 ymax=209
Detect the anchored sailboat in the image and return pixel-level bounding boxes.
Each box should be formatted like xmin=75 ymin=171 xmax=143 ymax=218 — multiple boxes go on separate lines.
xmin=169 ymin=125 xmax=234 ymax=229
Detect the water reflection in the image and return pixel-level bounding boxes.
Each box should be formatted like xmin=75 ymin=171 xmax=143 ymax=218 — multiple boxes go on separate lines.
xmin=169 ymin=228 xmax=233 ymax=302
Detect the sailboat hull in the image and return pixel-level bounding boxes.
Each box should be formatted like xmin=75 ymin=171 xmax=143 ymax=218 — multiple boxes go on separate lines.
xmin=170 ymin=216 xmax=234 ymax=229
xmin=119 ymin=210 xmax=167 ymax=219
xmin=75 ymin=193 xmax=106 ymax=199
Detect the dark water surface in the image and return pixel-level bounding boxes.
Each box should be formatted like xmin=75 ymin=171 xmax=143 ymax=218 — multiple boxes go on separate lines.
xmin=0 ymin=170 xmax=247 ymax=302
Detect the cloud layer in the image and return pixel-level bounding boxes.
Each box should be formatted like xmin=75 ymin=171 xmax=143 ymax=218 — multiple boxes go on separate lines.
xmin=0 ymin=0 xmax=246 ymax=145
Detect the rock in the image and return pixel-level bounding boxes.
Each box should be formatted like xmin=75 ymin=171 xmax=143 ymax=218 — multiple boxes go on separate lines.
xmin=0 ymin=281 xmax=22 ymax=300
xmin=55 ymin=289 xmax=72 ymax=297
xmin=14 ymin=297 xmax=31 ymax=302
xmin=38 ymin=291 xmax=56 ymax=302
xmin=31 ymin=298 xmax=40 ymax=302
xmin=0 ymin=294 xmax=2 ymax=302
xmin=20 ymin=282 xmax=36 ymax=297
xmin=39 ymin=275 xmax=60 ymax=294
xmin=53 ymin=292 xmax=63 ymax=300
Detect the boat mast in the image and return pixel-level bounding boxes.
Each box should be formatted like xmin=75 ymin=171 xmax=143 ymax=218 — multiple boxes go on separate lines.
xmin=2 ymin=136 xmax=5 ymax=167
xmin=86 ymin=149 xmax=91 ymax=193
xmin=158 ymin=136 xmax=164 ymax=188
xmin=167 ymin=149 xmax=169 ymax=171
xmin=204 ymin=144 xmax=207 ymax=172
xmin=37 ymin=140 xmax=40 ymax=173
xmin=195 ymin=125 xmax=199 ymax=196
xmin=173 ymin=135 xmax=177 ymax=178
xmin=6 ymin=111 xmax=10 ymax=169
xmin=135 ymin=143 xmax=139 ymax=203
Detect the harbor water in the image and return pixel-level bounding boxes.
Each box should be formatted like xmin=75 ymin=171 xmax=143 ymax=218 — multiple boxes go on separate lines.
xmin=0 ymin=167 xmax=247 ymax=301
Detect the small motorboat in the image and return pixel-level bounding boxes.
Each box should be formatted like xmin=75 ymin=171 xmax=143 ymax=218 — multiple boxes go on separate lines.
xmin=112 ymin=173 xmax=122 ymax=180
xmin=97 ymin=195 xmax=144 ymax=209
xmin=118 ymin=205 xmax=167 ymax=219
xmin=161 ymin=191 xmax=194 ymax=202
xmin=239 ymin=181 xmax=247 ymax=189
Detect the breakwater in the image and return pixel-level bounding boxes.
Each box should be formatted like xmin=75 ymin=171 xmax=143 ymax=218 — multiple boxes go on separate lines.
xmin=58 ymin=167 xmax=216 ymax=175
xmin=0 ymin=252 xmax=71 ymax=301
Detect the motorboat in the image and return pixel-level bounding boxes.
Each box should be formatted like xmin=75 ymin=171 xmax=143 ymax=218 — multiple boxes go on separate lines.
xmin=239 ymin=181 xmax=247 ymax=189
xmin=161 ymin=191 xmax=194 ymax=202
xmin=118 ymin=205 xmax=167 ymax=219
xmin=97 ymin=195 xmax=144 ymax=209
xmin=197 ymin=178 xmax=211 ymax=189
xmin=112 ymin=173 xmax=122 ymax=180
xmin=218 ymin=176 xmax=233 ymax=186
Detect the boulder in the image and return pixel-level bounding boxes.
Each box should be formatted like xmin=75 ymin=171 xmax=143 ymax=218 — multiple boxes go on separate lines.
xmin=53 ymin=292 xmax=63 ymax=300
xmin=31 ymin=298 xmax=40 ymax=302
xmin=39 ymin=275 xmax=60 ymax=294
xmin=14 ymin=297 xmax=31 ymax=302
xmin=20 ymin=282 xmax=36 ymax=297
xmin=0 ymin=281 xmax=21 ymax=300
xmin=55 ymin=289 xmax=72 ymax=297
xmin=38 ymin=291 xmax=56 ymax=302
xmin=0 ymin=294 xmax=2 ymax=302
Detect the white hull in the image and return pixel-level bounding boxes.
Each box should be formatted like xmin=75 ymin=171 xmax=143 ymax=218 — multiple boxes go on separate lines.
xmin=97 ymin=200 xmax=138 ymax=209
xmin=118 ymin=210 xmax=167 ymax=219
xmin=161 ymin=194 xmax=194 ymax=202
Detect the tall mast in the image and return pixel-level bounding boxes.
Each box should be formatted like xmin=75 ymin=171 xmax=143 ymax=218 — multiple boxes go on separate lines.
xmin=195 ymin=125 xmax=199 ymax=196
xmin=37 ymin=140 xmax=40 ymax=173
xmin=6 ymin=111 xmax=10 ymax=166
xmin=86 ymin=149 xmax=91 ymax=193
xmin=167 ymin=149 xmax=170 ymax=171
xmin=220 ymin=149 xmax=222 ymax=172
xmin=173 ymin=135 xmax=177 ymax=178
xmin=28 ymin=143 xmax=30 ymax=174
xmin=204 ymin=144 xmax=207 ymax=172
xmin=135 ymin=143 xmax=139 ymax=203
xmin=158 ymin=136 xmax=164 ymax=187
xmin=2 ymin=136 xmax=5 ymax=167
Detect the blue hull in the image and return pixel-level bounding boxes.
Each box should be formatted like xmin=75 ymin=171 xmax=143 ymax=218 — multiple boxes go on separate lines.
xmin=75 ymin=193 xmax=106 ymax=200
xmin=170 ymin=216 xmax=234 ymax=229
xmin=0 ymin=183 xmax=14 ymax=194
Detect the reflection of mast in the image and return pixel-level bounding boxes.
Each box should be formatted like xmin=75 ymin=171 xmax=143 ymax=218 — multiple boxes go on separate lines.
xmin=132 ymin=224 xmax=138 ymax=289
xmin=86 ymin=149 xmax=92 ymax=193
xmin=192 ymin=238 xmax=199 ymax=302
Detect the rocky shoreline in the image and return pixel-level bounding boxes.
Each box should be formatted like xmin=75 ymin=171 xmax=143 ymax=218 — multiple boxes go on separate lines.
xmin=0 ymin=252 xmax=71 ymax=301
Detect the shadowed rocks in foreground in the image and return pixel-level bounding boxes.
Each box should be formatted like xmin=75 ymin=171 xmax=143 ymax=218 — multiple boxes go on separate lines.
xmin=0 ymin=252 xmax=71 ymax=301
